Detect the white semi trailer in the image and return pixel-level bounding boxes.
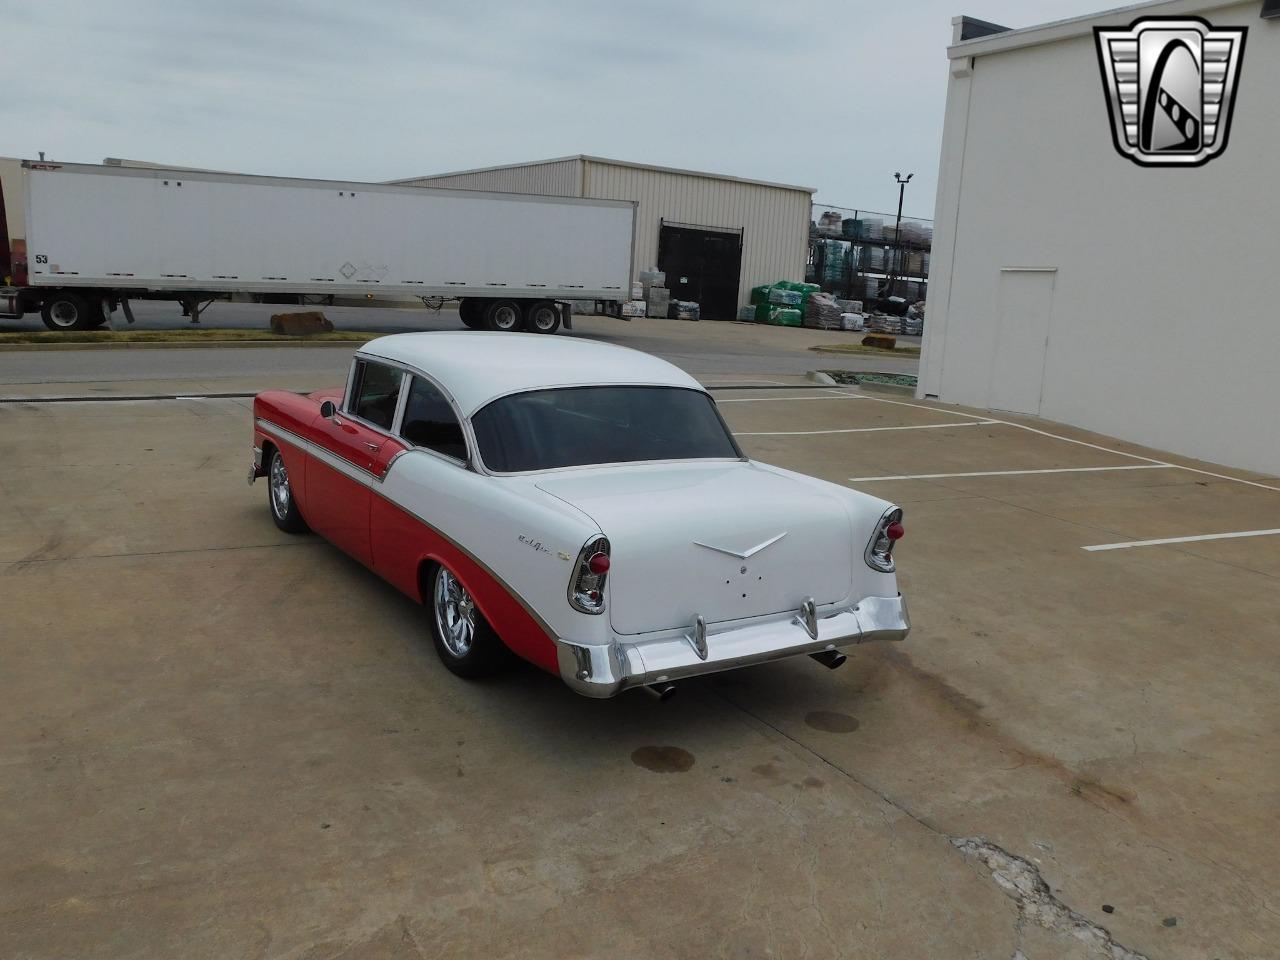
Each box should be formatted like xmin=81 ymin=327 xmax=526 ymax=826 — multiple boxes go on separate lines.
xmin=0 ymin=159 xmax=636 ymax=333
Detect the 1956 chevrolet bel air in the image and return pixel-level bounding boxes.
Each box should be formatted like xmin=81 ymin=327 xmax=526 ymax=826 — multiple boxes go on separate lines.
xmin=249 ymin=332 xmax=908 ymax=699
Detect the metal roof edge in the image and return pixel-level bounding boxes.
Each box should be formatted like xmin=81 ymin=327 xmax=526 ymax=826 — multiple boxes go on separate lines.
xmin=948 ymin=0 xmax=1244 ymax=59
xmin=392 ymin=154 xmax=816 ymax=194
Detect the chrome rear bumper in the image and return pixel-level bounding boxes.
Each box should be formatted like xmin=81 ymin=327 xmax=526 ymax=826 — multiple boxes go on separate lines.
xmin=555 ymin=594 xmax=909 ymax=698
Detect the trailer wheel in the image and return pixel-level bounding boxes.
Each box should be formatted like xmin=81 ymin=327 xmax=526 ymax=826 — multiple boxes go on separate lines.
xmin=41 ymin=292 xmax=93 ymax=331
xmin=525 ymin=300 xmax=560 ymax=334
xmin=458 ymin=299 xmax=486 ymax=329
xmin=484 ymin=299 xmax=523 ymax=332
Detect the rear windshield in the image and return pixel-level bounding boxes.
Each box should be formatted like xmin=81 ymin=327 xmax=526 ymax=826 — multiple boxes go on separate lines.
xmin=471 ymin=386 xmax=741 ymax=473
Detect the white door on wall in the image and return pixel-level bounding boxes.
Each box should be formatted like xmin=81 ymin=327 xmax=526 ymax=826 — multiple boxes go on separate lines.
xmin=987 ymin=268 xmax=1057 ymax=415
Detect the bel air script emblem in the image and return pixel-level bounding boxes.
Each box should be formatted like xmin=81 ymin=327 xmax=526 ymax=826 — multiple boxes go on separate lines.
xmin=1094 ymin=17 xmax=1246 ymax=167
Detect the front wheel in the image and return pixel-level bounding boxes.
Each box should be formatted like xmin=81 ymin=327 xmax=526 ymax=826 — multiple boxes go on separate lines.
xmin=428 ymin=563 xmax=511 ymax=678
xmin=525 ymin=300 xmax=561 ymax=334
xmin=267 ymin=449 xmax=309 ymax=533
xmin=41 ymin=292 xmax=92 ymax=331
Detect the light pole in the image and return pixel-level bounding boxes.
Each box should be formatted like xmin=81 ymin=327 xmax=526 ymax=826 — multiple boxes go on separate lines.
xmin=889 ymin=172 xmax=913 ymax=298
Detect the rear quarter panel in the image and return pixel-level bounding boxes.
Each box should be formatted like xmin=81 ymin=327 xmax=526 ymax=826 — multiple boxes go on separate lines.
xmin=377 ymin=454 xmax=606 ymax=658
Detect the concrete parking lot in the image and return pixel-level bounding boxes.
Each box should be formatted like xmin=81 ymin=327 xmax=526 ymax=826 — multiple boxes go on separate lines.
xmin=2 ymin=353 xmax=1277 ymax=958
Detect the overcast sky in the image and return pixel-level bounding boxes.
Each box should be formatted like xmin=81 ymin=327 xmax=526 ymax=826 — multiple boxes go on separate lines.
xmin=8 ymin=0 xmax=1110 ymax=219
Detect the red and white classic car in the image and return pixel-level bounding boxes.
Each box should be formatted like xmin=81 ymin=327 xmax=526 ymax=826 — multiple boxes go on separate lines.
xmin=249 ymin=333 xmax=909 ymax=699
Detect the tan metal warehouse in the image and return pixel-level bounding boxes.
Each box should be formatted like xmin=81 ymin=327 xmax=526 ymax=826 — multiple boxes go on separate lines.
xmin=393 ymin=156 xmax=814 ymax=320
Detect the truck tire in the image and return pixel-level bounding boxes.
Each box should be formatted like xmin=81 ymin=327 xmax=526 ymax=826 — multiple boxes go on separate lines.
xmin=525 ymin=300 xmax=560 ymax=334
xmin=484 ymin=299 xmax=523 ymax=332
xmin=458 ymin=299 xmax=486 ymax=329
xmin=41 ymin=292 xmax=93 ymax=331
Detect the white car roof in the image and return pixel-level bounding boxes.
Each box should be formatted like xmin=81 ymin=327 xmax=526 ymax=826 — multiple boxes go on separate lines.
xmin=358 ymin=331 xmax=706 ymax=415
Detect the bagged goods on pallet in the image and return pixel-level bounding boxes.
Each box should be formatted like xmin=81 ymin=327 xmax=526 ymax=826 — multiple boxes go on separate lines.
xmin=646 ymin=296 xmax=670 ymax=318
xmin=630 ymin=281 xmax=644 ymax=300
xmin=864 ymin=314 xmax=903 ymax=334
xmin=639 ymin=269 xmax=665 ymax=298
xmin=836 ymin=299 xmax=864 ymax=315
xmin=736 ymin=305 xmax=757 ymax=321
xmin=840 ymin=312 xmax=865 ymax=332
xmin=750 ymin=284 xmax=773 ymax=305
xmin=672 ymin=300 xmax=700 ymax=321
xmin=816 ymin=211 xmax=843 ymax=237
xmin=768 ymin=287 xmax=802 ymax=307
xmin=646 ymin=286 xmax=671 ymax=308
xmin=621 ymin=300 xmax=646 ymax=318
xmin=770 ymin=307 xmax=802 ymax=327
xmin=803 ymin=292 xmax=843 ymax=330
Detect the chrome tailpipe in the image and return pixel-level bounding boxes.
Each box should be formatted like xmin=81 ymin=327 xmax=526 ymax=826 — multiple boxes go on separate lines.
xmin=810 ymin=650 xmax=847 ymax=670
xmin=641 ymin=682 xmax=677 ymax=702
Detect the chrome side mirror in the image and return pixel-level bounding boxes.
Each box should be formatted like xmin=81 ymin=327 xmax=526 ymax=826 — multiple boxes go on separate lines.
xmin=319 ymin=399 xmax=338 ymax=421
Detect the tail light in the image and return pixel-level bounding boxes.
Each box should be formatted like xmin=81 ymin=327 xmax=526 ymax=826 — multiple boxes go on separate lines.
xmin=865 ymin=508 xmax=904 ymax=572
xmin=568 ymin=536 xmax=610 ymax=614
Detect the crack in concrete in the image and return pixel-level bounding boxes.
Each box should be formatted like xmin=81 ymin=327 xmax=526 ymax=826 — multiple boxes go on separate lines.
xmin=951 ymin=838 xmax=1150 ymax=960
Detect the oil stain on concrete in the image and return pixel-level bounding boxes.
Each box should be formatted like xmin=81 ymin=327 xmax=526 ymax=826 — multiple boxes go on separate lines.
xmin=631 ymin=746 xmax=695 ymax=773
xmin=804 ymin=710 xmax=861 ymax=733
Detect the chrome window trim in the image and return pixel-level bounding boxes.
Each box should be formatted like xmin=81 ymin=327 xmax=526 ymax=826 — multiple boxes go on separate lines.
xmin=353 ymin=351 xmax=481 ymax=471
xmin=344 ymin=358 xmax=406 ymax=435
xmin=398 ymin=373 xmax=471 ymax=468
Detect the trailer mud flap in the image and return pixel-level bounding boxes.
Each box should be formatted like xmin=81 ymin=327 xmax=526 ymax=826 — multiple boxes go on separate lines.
xmin=559 ymin=302 xmax=572 ymax=331
xmin=120 ymin=298 xmax=136 ymax=324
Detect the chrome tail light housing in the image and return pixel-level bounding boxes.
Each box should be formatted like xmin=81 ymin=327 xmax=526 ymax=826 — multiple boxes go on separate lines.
xmin=568 ymin=536 xmax=611 ymax=614
xmin=864 ymin=508 xmax=905 ymax=573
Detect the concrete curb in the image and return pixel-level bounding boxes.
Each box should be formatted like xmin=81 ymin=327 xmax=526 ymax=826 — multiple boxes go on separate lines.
xmin=806 ymin=370 xmax=839 ymax=385
xmin=0 ymin=339 xmax=370 ymax=352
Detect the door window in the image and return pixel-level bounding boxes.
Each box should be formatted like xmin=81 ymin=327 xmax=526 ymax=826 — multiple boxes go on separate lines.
xmin=400 ymin=377 xmax=467 ymax=461
xmin=348 ymin=360 xmax=403 ymax=430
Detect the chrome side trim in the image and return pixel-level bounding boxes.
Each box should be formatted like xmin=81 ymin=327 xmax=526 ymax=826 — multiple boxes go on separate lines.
xmin=557 ymin=594 xmax=910 ymax=698
xmin=256 ymin=418 xmax=382 ymax=487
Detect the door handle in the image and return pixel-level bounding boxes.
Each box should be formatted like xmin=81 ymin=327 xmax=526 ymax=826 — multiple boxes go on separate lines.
xmin=364 ymin=442 xmax=381 ymax=451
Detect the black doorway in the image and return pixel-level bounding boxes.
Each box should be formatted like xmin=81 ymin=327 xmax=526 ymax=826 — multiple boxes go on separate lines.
xmin=657 ymin=222 xmax=743 ymax=321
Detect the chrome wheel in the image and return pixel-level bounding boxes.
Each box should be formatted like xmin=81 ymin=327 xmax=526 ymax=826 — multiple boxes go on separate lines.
xmin=434 ymin=566 xmax=476 ymax=658
xmin=269 ymin=452 xmax=291 ymax=518
xmin=48 ymin=300 xmax=80 ymax=329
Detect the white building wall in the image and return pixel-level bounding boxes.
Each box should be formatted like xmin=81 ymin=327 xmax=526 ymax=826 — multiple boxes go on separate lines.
xmin=922 ymin=0 xmax=1280 ymax=477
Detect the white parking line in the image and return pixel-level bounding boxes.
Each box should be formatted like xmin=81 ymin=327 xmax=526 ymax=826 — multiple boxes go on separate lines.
xmin=1083 ymin=529 xmax=1280 ymax=551
xmin=739 ymin=421 xmax=998 ymax=437
xmin=849 ymin=464 xmax=1174 ymax=482
xmin=842 ymin=392 xmax=1280 ymax=495
xmin=718 ymin=394 xmax=867 ymax=404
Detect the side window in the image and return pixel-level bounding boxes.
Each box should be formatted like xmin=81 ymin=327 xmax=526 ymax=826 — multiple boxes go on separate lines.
xmin=349 ymin=360 xmax=402 ymax=430
xmin=401 ymin=377 xmax=467 ymax=461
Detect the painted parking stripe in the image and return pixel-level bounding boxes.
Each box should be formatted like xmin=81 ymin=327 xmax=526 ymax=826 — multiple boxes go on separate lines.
xmin=848 ymin=464 xmax=1174 ymax=482
xmin=718 ymin=394 xmax=867 ymax=404
xmin=1083 ymin=529 xmax=1280 ymax=551
xmin=845 ymin=391 xmax=1280 ymax=495
xmin=738 ymin=420 xmax=999 ymax=437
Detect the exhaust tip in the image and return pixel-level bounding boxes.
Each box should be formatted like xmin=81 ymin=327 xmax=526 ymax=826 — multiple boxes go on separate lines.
xmin=642 ymin=682 xmax=677 ymax=702
xmin=810 ymin=650 xmax=847 ymax=671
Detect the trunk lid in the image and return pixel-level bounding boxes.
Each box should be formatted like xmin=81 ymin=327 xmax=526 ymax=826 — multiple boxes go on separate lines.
xmin=536 ymin=462 xmax=853 ymax=635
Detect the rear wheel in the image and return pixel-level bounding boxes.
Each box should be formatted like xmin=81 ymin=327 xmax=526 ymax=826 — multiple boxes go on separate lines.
xmin=484 ymin=299 xmax=523 ymax=332
xmin=267 ymin=449 xmax=309 ymax=533
xmin=458 ymin=299 xmax=486 ymax=329
xmin=428 ymin=563 xmax=511 ymax=677
xmin=525 ymin=299 xmax=560 ymax=334
xmin=41 ymin=292 xmax=92 ymax=331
